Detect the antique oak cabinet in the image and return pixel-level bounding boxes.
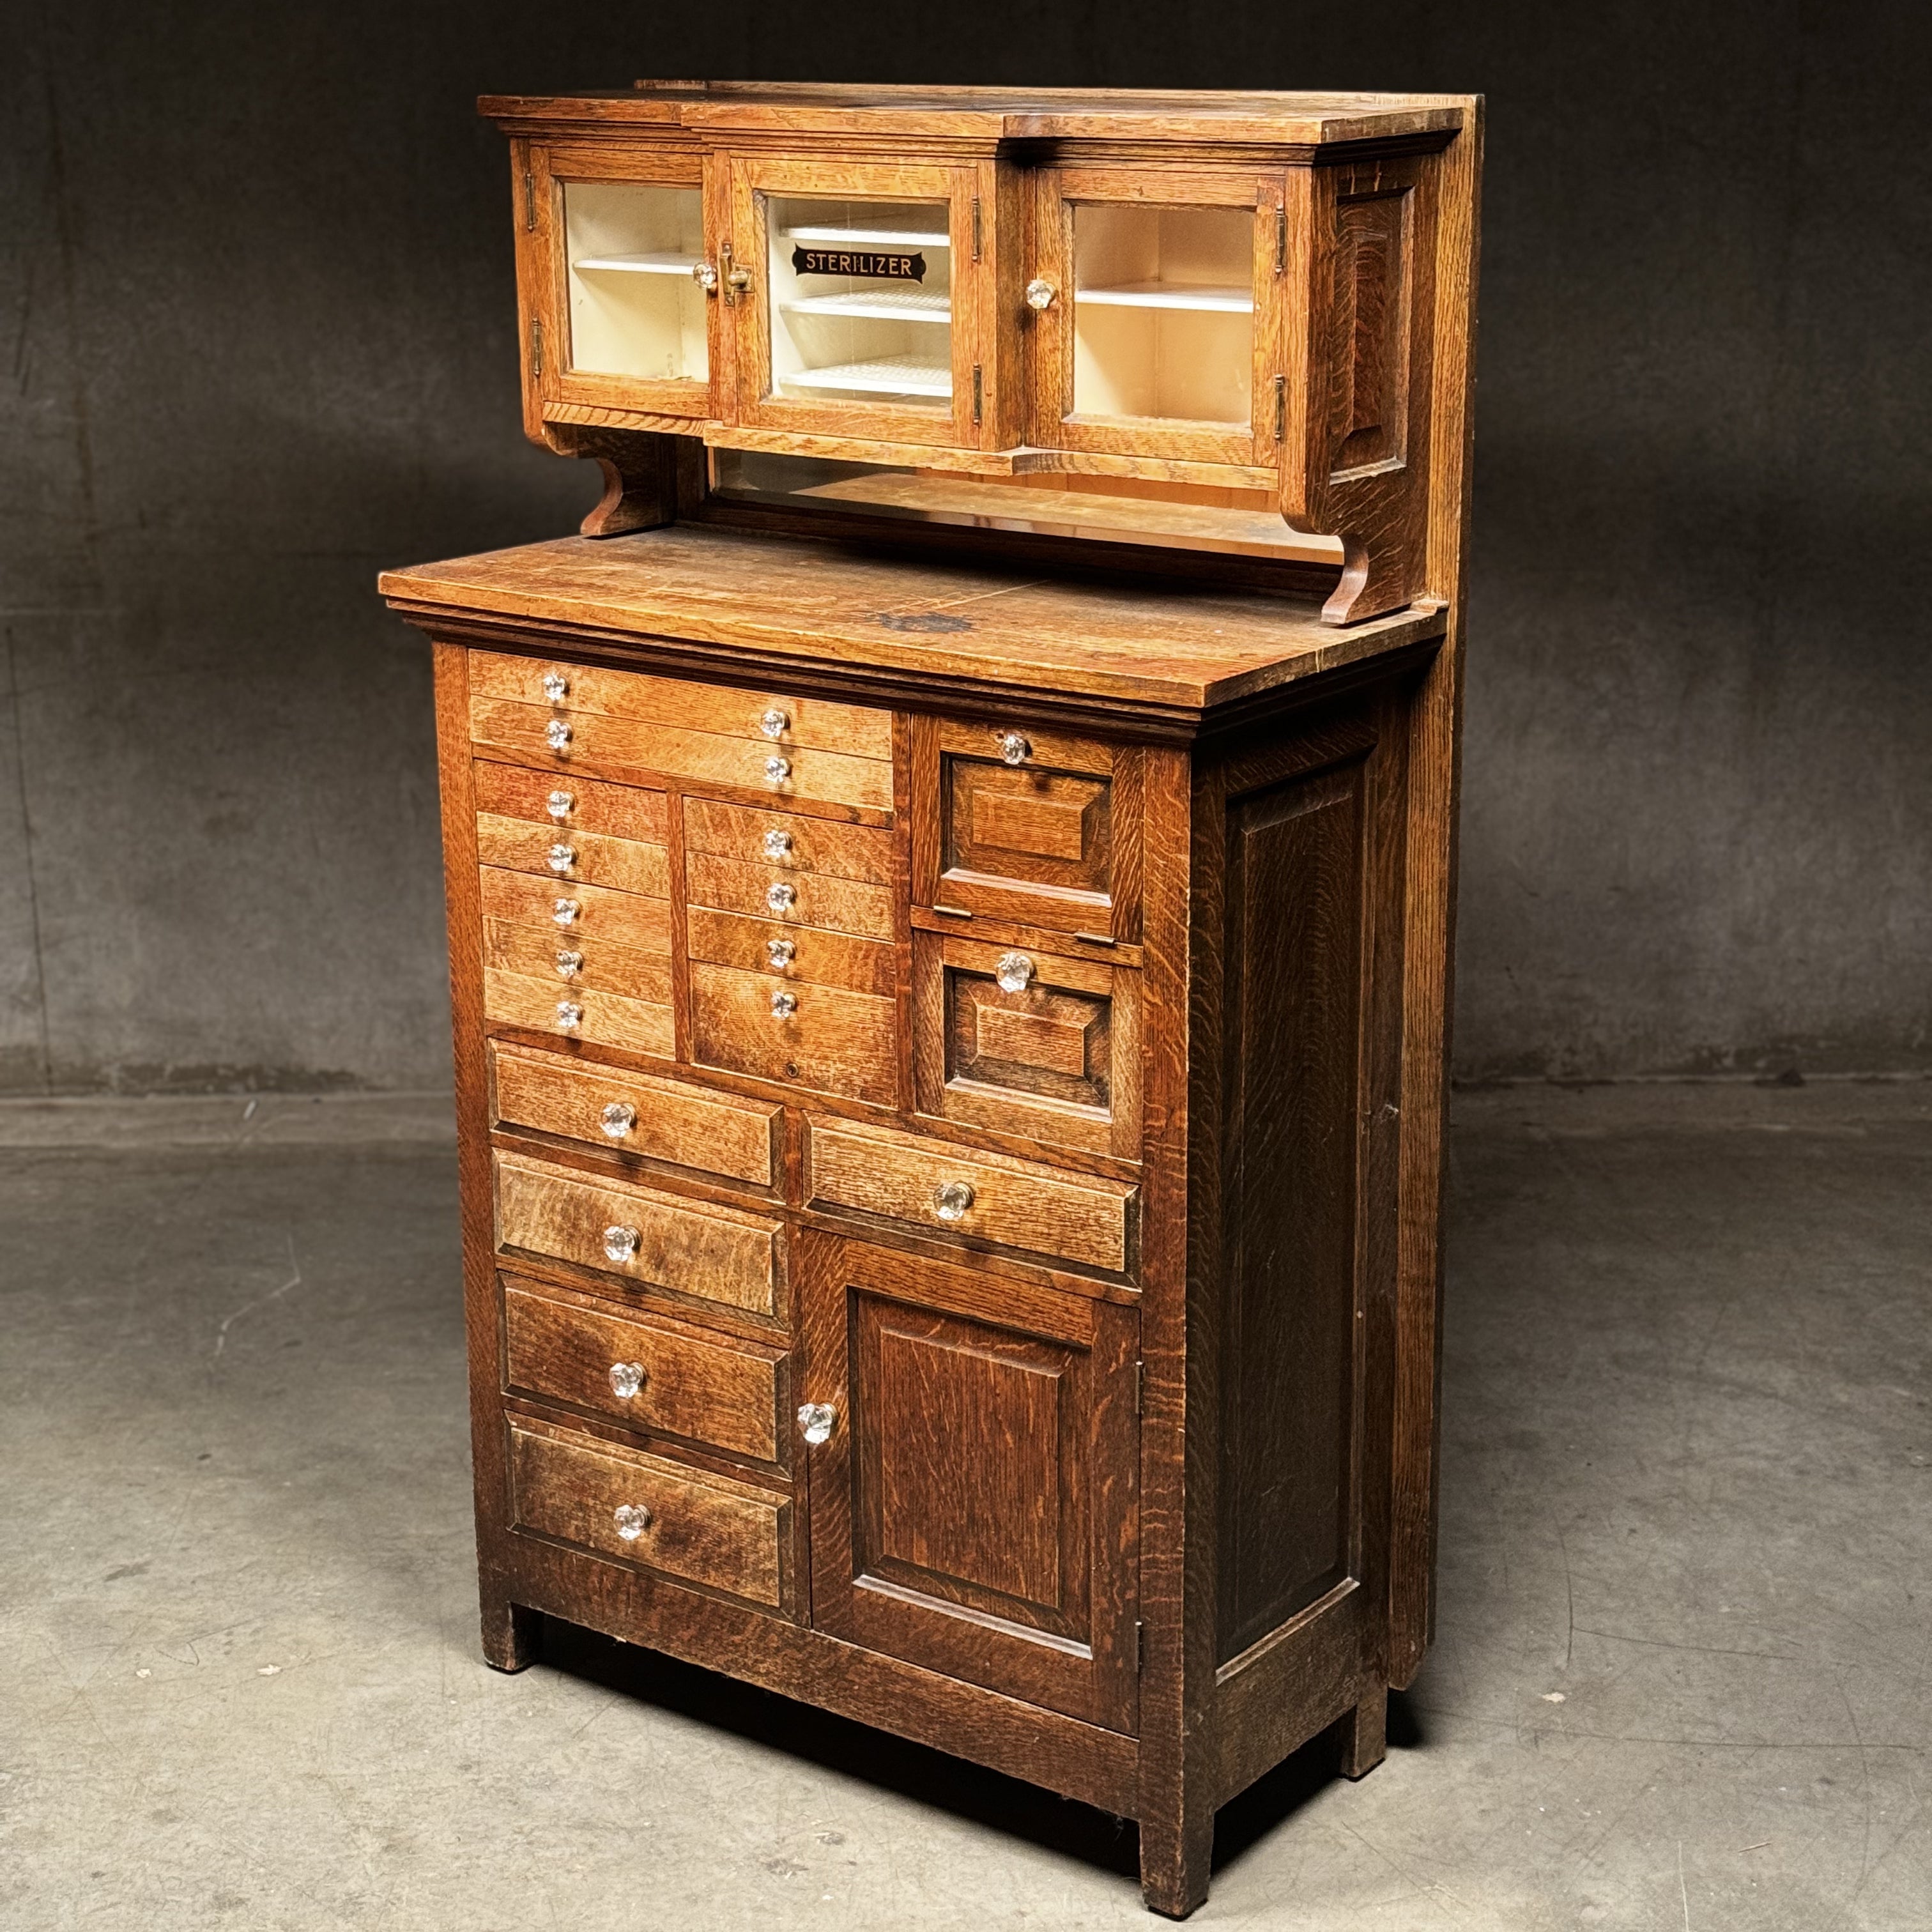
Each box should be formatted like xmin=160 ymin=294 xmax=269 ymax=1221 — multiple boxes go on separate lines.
xmin=381 ymin=82 xmax=1480 ymax=1917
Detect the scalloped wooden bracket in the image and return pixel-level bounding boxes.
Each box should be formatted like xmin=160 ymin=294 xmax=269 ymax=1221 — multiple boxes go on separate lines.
xmin=538 ymin=422 xmax=682 ymax=537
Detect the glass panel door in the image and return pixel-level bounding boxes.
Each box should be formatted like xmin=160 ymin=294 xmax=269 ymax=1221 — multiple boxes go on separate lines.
xmin=564 ymin=181 xmax=709 ymax=385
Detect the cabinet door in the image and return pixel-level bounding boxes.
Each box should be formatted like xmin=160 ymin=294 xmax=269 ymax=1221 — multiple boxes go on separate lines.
xmin=726 ymin=153 xmax=988 ymax=449
xmin=1031 ymin=166 xmax=1284 ymax=471
xmin=527 ymin=143 xmax=717 ymax=420
xmin=797 ymin=1236 xmax=1139 ymax=1732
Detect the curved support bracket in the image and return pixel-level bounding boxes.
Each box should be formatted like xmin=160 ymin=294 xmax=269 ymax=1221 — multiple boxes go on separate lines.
xmin=537 ymin=423 xmax=682 ymax=538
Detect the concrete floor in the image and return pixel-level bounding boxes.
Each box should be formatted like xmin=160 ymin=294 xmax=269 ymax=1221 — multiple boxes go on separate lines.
xmin=2 ymin=1084 xmax=1928 ymax=1929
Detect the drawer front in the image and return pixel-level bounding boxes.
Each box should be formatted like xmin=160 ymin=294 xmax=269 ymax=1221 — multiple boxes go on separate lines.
xmin=472 ymin=759 xmax=668 ymax=844
xmin=686 ymin=852 xmax=896 ymax=940
xmin=470 ymin=698 xmax=893 ymax=813
xmin=686 ymin=907 xmax=896 ymax=998
xmin=480 ymin=868 xmax=672 ymax=955
xmin=476 ymin=813 xmax=671 ymax=899
xmin=494 ymin=1151 xmax=783 ymax=1317
xmin=490 ymin=1041 xmax=780 ymax=1186
xmin=503 ymin=1278 xmax=784 ymax=1464
xmin=507 ymin=1416 xmax=788 ymax=1608
xmin=683 ymin=796 xmax=896 ymax=884
xmin=484 ymin=917 xmax=674 ymax=1006
xmin=691 ymin=963 xmax=897 ymax=1108
xmin=470 ymin=654 xmax=893 ymax=762
xmin=484 ymin=969 xmax=673 ymax=1059
xmin=806 ymin=1119 xmax=1137 ymax=1276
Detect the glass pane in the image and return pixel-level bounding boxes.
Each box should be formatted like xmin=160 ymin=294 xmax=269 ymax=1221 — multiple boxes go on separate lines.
xmin=1072 ymin=204 xmax=1253 ymax=426
xmin=564 ymin=183 xmax=707 ymax=383
xmin=767 ymin=198 xmax=952 ymax=408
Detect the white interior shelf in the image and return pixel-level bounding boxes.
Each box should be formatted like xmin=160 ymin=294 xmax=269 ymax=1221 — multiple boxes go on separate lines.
xmin=781 ymin=291 xmax=952 ymax=323
xmin=779 ymin=355 xmax=953 ymax=398
xmin=784 ymin=224 xmax=951 ymax=249
xmin=1077 ymin=282 xmax=1254 ymax=313
xmin=572 ymin=252 xmax=703 ymax=275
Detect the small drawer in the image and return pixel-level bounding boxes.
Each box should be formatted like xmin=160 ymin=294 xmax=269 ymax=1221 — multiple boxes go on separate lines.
xmin=480 ymin=868 xmax=671 ymax=955
xmin=502 ymin=1276 xmax=785 ymax=1464
xmin=476 ymin=813 xmax=670 ymax=898
xmin=484 ymin=917 xmax=673 ymax=1006
xmin=484 ymin=969 xmax=673 ymax=1059
xmin=691 ymin=963 xmax=897 ymax=1108
xmin=685 ymin=852 xmax=896 ymax=940
xmin=683 ymin=796 xmax=895 ymax=884
xmin=805 ymin=1117 xmax=1138 ymax=1276
xmin=686 ymin=907 xmax=896 ymax=998
xmin=470 ymin=653 xmax=893 ymax=761
xmin=494 ymin=1151 xmax=784 ymax=1317
xmin=471 ymin=760 xmax=668 ymax=843
xmin=489 ymin=1041 xmax=781 ymax=1187
xmin=507 ymin=1415 xmax=789 ymax=1609
xmin=470 ymin=698 xmax=893 ymax=813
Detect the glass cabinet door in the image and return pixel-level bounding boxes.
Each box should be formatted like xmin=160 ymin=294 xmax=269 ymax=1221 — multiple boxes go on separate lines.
xmin=730 ymin=157 xmax=985 ymax=450
xmin=1033 ymin=171 xmax=1280 ymax=471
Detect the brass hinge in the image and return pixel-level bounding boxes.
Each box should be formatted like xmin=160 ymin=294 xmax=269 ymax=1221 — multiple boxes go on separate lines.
xmin=1134 ymin=1358 xmax=1144 ymax=1416
xmin=530 ymin=318 xmax=544 ymax=378
xmin=524 ymin=171 xmax=537 ymax=233
xmin=1275 ymin=202 xmax=1287 ymax=275
xmin=972 ymin=197 xmax=984 ymax=262
xmin=972 ymin=364 xmax=983 ymax=426
xmin=1273 ymin=372 xmax=1285 ymax=442
xmin=1074 ymin=929 xmax=1116 ymax=948
xmin=1135 ymin=1620 xmax=1145 ymax=1673
xmin=930 ymin=903 xmax=974 ymax=919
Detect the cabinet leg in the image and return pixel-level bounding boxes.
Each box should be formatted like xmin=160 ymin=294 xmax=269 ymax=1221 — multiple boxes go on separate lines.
xmin=481 ymin=1593 xmax=541 ymax=1673
xmin=1138 ymin=1806 xmax=1213 ymax=1919
xmin=1338 ymin=1682 xmax=1388 ymax=1780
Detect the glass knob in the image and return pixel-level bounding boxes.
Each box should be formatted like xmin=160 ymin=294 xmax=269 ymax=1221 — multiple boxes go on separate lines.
xmin=997 ymin=731 xmax=1031 ymax=766
xmin=797 ymin=1402 xmax=837 ymax=1446
xmin=602 ymin=1224 xmax=641 ymax=1262
xmin=553 ymin=898 xmax=581 ymax=926
xmin=691 ymin=260 xmax=719 ymax=292
xmin=546 ymin=719 xmax=572 ymax=752
xmin=995 ymin=951 xmax=1034 ymax=993
xmin=760 ymin=707 xmax=790 ymax=740
xmin=608 ymin=1361 xmax=645 ymax=1399
xmin=770 ymin=989 xmax=798 ymax=1018
xmin=764 ymin=755 xmax=791 ymax=785
xmin=613 ymin=1501 xmax=652 ymax=1540
xmin=556 ymin=1000 xmax=583 ymax=1031
xmin=546 ymin=842 xmax=576 ymax=875
xmin=545 ymin=790 xmax=573 ymax=820
xmin=554 ymin=949 xmax=583 ymax=979
xmin=766 ymin=880 xmax=797 ymax=913
xmin=600 ymin=1101 xmax=636 ymax=1140
xmin=933 ymin=1179 xmax=976 ymax=1223
xmin=765 ymin=937 xmax=796 ymax=969
xmin=763 ymin=827 xmax=793 ymax=861
xmin=542 ymin=671 xmax=570 ymax=703
xmin=1024 ymin=278 xmax=1057 ymax=312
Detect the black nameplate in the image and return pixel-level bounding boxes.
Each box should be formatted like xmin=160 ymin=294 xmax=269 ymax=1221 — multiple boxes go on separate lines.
xmin=791 ymin=247 xmax=926 ymax=283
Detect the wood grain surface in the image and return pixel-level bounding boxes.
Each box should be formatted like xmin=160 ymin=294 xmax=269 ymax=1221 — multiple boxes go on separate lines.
xmin=690 ymin=962 xmax=898 ymax=1106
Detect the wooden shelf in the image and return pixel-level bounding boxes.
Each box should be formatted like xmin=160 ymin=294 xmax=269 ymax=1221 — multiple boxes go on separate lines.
xmin=573 ymin=252 xmax=703 ymax=276
xmin=784 ymin=224 xmax=950 ymax=249
xmin=782 ymin=292 xmax=951 ymax=323
xmin=1077 ymin=282 xmax=1252 ymax=314
xmin=779 ymin=356 xmax=952 ymax=399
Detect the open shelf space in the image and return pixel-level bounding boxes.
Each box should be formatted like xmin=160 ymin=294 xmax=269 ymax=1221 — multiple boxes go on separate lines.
xmin=783 ymin=224 xmax=950 ymax=249
xmin=782 ymin=292 xmax=952 ymax=323
xmin=1077 ymin=282 xmax=1252 ymax=314
xmin=778 ymin=356 xmax=953 ymax=399
xmin=573 ymin=252 xmax=703 ymax=276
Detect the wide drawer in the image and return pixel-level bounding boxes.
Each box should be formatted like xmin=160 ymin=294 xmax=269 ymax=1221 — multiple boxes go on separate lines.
xmin=685 ymin=907 xmax=895 ymax=997
xmin=489 ymin=1041 xmax=781 ymax=1187
xmin=472 ymin=760 xmax=668 ymax=843
xmin=685 ymin=852 xmax=895 ymax=940
xmin=483 ymin=917 xmax=673 ymax=1006
xmin=691 ymin=963 xmax=897 ymax=1108
xmin=494 ymin=1151 xmax=784 ymax=1317
xmin=502 ymin=1276 xmax=785 ymax=1465
xmin=683 ymin=795 xmax=895 ymax=883
xmin=507 ymin=1415 xmax=788 ymax=1609
xmin=470 ymin=653 xmax=893 ymax=761
xmin=483 ymin=969 xmax=673 ymax=1059
xmin=805 ymin=1117 xmax=1138 ymax=1276
xmin=480 ymin=868 xmax=671 ymax=954
xmin=476 ymin=813 xmax=670 ymax=899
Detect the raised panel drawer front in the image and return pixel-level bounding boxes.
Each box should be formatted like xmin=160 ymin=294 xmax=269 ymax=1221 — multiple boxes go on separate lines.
xmin=508 ymin=1415 xmax=788 ymax=1609
xmin=804 ymin=1118 xmax=1138 ymax=1277
xmin=691 ymin=963 xmax=898 ymax=1107
xmin=502 ymin=1276 xmax=785 ymax=1464
xmin=489 ymin=1041 xmax=781 ymax=1187
xmin=494 ymin=1151 xmax=783 ymax=1317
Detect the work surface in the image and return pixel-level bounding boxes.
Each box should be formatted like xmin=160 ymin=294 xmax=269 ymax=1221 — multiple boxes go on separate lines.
xmin=379 ymin=525 xmax=1446 ymax=723
xmin=5 ymin=1084 xmax=1927 ymax=1929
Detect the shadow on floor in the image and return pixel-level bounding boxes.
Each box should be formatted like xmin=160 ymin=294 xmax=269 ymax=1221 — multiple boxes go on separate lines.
xmin=536 ymin=1618 xmax=1425 ymax=1883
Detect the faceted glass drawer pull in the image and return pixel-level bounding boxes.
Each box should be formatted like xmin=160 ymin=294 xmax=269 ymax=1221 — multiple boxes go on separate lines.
xmin=546 ymin=719 xmax=572 ymax=751
xmin=997 ymin=732 xmax=1031 ymax=765
xmin=555 ymin=1000 xmax=583 ymax=1031
xmin=1024 ymin=278 xmax=1056 ymax=311
xmin=770 ymin=989 xmax=799 ymax=1018
xmin=764 ymin=755 xmax=791 ymax=785
xmin=797 ymin=1402 xmax=836 ymax=1446
xmin=760 ymin=707 xmax=790 ymax=739
xmin=766 ymin=881 xmax=797 ymax=912
xmin=547 ymin=843 xmax=576 ymax=874
xmin=995 ymin=951 xmax=1034 ymax=993
xmin=555 ymin=949 xmax=583 ymax=979
xmin=546 ymin=790 xmax=573 ymax=820
xmin=603 ymin=1225 xmax=641 ymax=1262
xmin=542 ymin=671 xmax=570 ymax=703
xmin=613 ymin=1502 xmax=652 ymax=1540
xmin=933 ymin=1180 xmax=976 ymax=1222
xmin=766 ymin=937 xmax=795 ymax=969
xmin=599 ymin=1101 xmax=635 ymax=1139
xmin=763 ymin=827 xmax=793 ymax=860
xmin=553 ymin=898 xmax=581 ymax=926
xmin=608 ymin=1361 xmax=645 ymax=1399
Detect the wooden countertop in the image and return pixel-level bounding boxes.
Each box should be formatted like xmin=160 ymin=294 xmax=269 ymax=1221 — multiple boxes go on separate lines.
xmin=381 ymin=526 xmax=1447 ymax=734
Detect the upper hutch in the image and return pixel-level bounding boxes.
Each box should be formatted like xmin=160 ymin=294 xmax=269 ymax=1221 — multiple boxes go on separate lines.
xmin=387 ymin=82 xmax=1480 ymax=1918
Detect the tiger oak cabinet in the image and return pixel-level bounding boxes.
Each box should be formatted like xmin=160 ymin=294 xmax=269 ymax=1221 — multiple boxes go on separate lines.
xmin=383 ymin=81 xmax=1479 ymax=1919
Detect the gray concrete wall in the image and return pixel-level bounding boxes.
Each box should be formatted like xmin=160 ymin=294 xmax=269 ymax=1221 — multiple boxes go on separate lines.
xmin=4 ymin=3 xmax=1926 ymax=1093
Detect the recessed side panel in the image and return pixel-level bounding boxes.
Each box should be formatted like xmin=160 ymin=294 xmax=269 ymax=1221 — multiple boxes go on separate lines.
xmin=1216 ymin=758 xmax=1367 ymax=1664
